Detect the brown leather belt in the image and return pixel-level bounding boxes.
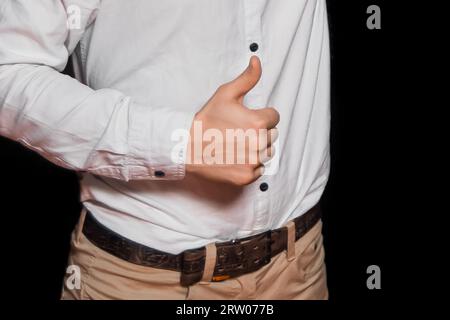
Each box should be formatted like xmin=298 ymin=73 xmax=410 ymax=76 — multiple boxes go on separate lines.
xmin=83 ymin=204 xmax=321 ymax=286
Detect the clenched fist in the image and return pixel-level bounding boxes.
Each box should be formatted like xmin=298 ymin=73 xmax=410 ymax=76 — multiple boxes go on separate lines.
xmin=186 ymin=56 xmax=280 ymax=186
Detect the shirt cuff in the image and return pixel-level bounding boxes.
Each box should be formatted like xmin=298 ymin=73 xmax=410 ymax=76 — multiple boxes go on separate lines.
xmin=126 ymin=101 xmax=196 ymax=181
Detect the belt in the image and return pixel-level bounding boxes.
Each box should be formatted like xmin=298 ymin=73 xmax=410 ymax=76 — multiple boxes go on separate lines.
xmin=82 ymin=204 xmax=321 ymax=286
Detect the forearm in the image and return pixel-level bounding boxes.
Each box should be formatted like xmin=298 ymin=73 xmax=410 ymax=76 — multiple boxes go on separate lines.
xmin=1 ymin=63 xmax=141 ymax=179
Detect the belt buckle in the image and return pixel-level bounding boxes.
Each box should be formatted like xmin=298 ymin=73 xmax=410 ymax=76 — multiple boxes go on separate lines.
xmin=211 ymin=238 xmax=239 ymax=282
xmin=212 ymin=230 xmax=272 ymax=282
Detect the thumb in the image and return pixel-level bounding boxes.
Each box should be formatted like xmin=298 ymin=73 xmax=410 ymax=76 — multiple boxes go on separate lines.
xmin=226 ymin=55 xmax=262 ymax=102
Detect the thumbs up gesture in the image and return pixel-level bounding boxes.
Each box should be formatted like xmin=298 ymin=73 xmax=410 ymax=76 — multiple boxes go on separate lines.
xmin=186 ymin=56 xmax=280 ymax=186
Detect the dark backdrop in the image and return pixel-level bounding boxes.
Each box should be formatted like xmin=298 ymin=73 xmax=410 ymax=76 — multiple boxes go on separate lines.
xmin=0 ymin=0 xmax=401 ymax=303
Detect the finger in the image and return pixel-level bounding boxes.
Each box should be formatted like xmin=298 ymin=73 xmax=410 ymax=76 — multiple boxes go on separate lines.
xmin=254 ymin=165 xmax=265 ymax=178
xmin=225 ymin=56 xmax=262 ymax=102
xmin=253 ymin=107 xmax=280 ymax=129
xmin=256 ymin=128 xmax=278 ymax=152
xmin=259 ymin=145 xmax=275 ymax=164
xmin=267 ymin=128 xmax=279 ymax=147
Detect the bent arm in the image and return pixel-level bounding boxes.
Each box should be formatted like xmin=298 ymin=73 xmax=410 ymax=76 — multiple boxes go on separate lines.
xmin=0 ymin=0 xmax=193 ymax=181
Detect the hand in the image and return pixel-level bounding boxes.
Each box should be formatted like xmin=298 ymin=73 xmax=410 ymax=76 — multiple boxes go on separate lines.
xmin=186 ymin=56 xmax=280 ymax=186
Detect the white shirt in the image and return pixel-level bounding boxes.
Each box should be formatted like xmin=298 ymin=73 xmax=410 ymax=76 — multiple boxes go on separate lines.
xmin=0 ymin=0 xmax=330 ymax=254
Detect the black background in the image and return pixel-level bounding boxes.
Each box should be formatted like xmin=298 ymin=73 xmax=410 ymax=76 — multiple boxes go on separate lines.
xmin=0 ymin=0 xmax=407 ymax=306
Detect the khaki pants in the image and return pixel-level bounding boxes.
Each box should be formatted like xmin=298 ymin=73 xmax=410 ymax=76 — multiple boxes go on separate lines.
xmin=61 ymin=212 xmax=328 ymax=300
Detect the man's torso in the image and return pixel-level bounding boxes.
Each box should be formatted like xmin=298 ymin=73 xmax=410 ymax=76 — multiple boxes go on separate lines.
xmin=74 ymin=0 xmax=330 ymax=254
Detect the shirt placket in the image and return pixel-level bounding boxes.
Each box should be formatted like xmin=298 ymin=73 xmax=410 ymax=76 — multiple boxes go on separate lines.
xmin=243 ymin=0 xmax=266 ymax=107
xmin=243 ymin=0 xmax=271 ymax=232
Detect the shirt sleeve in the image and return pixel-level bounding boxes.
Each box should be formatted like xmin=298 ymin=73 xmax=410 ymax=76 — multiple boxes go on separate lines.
xmin=0 ymin=0 xmax=195 ymax=181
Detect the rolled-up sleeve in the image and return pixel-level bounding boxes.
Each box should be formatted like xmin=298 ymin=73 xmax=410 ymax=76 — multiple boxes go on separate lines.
xmin=0 ymin=0 xmax=194 ymax=181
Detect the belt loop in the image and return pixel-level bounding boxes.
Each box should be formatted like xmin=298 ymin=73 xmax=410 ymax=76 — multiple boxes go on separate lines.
xmin=75 ymin=207 xmax=87 ymax=243
xmin=286 ymin=221 xmax=296 ymax=262
xmin=201 ymin=243 xmax=217 ymax=283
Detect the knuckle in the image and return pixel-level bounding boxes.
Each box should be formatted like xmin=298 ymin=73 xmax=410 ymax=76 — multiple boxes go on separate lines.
xmin=216 ymin=83 xmax=230 ymax=95
xmin=253 ymin=117 xmax=267 ymax=129
xmin=269 ymin=108 xmax=281 ymax=124
xmin=269 ymin=128 xmax=279 ymax=141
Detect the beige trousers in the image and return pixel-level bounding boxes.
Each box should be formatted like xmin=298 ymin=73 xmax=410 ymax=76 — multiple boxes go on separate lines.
xmin=61 ymin=211 xmax=328 ymax=300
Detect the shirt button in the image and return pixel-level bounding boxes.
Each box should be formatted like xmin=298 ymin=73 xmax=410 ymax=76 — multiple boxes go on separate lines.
xmin=259 ymin=182 xmax=269 ymax=192
xmin=154 ymin=170 xmax=165 ymax=177
xmin=249 ymin=42 xmax=259 ymax=52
